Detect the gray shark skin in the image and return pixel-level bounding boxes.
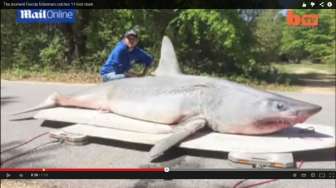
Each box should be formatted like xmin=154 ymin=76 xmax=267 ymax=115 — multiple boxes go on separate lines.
xmin=13 ymin=36 xmax=322 ymax=160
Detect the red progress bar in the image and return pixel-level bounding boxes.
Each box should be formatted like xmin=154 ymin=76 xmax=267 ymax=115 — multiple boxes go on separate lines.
xmin=0 ymin=168 xmax=165 ymax=172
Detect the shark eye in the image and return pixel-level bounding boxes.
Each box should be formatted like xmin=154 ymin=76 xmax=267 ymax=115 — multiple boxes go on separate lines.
xmin=276 ymin=102 xmax=286 ymax=111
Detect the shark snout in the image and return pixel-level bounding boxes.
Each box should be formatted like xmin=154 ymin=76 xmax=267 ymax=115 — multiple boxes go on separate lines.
xmin=294 ymin=103 xmax=322 ymax=123
xmin=300 ymin=103 xmax=322 ymax=115
xmin=307 ymin=104 xmax=322 ymax=114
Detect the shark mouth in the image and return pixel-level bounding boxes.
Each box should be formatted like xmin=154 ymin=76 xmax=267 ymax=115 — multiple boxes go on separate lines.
xmin=227 ymin=115 xmax=309 ymax=135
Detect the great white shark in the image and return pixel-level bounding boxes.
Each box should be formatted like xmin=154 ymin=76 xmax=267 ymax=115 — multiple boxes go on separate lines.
xmin=14 ymin=36 xmax=322 ymax=159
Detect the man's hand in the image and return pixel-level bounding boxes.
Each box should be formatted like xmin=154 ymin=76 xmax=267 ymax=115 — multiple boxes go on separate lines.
xmin=140 ymin=66 xmax=149 ymax=77
xmin=125 ymin=71 xmax=138 ymax=77
xmin=126 ymin=62 xmax=153 ymax=77
xmin=141 ymin=62 xmax=154 ymax=76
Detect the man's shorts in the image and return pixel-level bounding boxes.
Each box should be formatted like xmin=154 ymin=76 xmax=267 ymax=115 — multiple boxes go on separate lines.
xmin=101 ymin=72 xmax=125 ymax=82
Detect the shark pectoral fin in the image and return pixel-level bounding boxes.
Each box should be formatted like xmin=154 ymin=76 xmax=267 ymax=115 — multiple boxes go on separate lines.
xmin=149 ymin=118 xmax=206 ymax=160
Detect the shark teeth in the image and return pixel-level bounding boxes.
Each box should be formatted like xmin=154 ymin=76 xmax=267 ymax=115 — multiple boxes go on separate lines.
xmin=256 ymin=117 xmax=298 ymax=130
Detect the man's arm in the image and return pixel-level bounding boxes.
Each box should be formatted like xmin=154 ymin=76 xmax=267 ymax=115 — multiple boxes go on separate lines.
xmin=101 ymin=42 xmax=127 ymax=75
xmin=140 ymin=61 xmax=154 ymax=76
xmin=134 ymin=48 xmax=154 ymax=76
xmin=125 ymin=62 xmax=153 ymax=77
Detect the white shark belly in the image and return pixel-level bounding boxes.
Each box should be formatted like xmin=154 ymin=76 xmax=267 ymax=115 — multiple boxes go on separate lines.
xmin=109 ymin=93 xmax=200 ymax=124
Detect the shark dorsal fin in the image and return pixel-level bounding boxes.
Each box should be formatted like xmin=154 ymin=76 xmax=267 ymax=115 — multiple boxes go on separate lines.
xmin=154 ymin=36 xmax=182 ymax=76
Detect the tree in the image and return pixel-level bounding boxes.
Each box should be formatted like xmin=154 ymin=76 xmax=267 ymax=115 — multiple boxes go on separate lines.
xmin=252 ymin=10 xmax=283 ymax=62
xmin=280 ymin=9 xmax=335 ymax=64
xmin=167 ymin=10 xmax=248 ymax=75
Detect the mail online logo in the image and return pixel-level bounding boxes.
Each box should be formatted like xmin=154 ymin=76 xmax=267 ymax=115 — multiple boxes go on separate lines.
xmin=16 ymin=9 xmax=76 ymax=24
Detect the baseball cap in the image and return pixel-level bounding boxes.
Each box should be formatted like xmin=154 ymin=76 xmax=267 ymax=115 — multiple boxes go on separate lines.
xmin=124 ymin=30 xmax=138 ymax=38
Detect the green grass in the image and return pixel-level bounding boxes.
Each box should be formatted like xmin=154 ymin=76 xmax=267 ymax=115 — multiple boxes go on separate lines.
xmin=0 ymin=67 xmax=299 ymax=92
xmin=1 ymin=61 xmax=335 ymax=93
xmin=1 ymin=68 xmax=101 ymax=83
xmin=271 ymin=61 xmax=335 ymax=93
xmin=273 ymin=61 xmax=335 ymax=75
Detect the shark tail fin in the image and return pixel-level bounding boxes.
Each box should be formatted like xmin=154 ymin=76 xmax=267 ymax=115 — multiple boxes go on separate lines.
xmin=11 ymin=92 xmax=59 ymax=115
xmin=153 ymin=36 xmax=182 ymax=76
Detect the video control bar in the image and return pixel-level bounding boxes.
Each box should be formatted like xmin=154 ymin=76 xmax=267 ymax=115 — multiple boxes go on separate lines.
xmin=1 ymin=168 xmax=335 ymax=179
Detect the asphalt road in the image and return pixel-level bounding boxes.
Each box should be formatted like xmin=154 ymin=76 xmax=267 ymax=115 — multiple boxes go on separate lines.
xmin=1 ymin=80 xmax=335 ymax=188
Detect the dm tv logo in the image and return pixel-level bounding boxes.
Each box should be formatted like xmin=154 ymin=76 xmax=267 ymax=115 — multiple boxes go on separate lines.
xmin=287 ymin=10 xmax=319 ymax=27
xmin=16 ymin=9 xmax=76 ymax=24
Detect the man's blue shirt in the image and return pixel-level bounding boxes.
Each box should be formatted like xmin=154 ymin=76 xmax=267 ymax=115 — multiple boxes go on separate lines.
xmin=100 ymin=41 xmax=153 ymax=75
